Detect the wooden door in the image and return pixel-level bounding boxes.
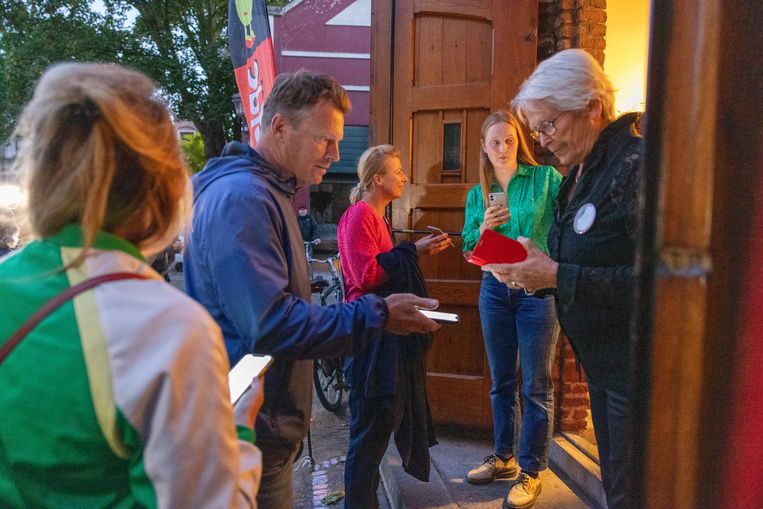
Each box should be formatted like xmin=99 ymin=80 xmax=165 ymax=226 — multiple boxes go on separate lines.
xmin=371 ymin=0 xmax=538 ymax=427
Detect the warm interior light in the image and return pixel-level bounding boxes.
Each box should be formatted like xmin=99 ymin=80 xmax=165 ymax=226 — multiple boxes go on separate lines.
xmin=605 ymin=1 xmax=651 ymax=114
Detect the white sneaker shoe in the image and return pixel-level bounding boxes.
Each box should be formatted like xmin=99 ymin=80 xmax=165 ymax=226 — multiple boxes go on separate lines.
xmin=466 ymin=454 xmax=517 ymax=485
xmin=506 ymin=471 xmax=541 ymax=508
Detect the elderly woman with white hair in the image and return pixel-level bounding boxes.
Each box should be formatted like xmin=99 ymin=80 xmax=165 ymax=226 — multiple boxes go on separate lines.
xmin=483 ymin=49 xmax=643 ymax=509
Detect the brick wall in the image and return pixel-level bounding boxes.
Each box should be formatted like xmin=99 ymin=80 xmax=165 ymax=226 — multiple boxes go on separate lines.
xmin=538 ymin=0 xmax=607 ymax=65
xmin=552 ymin=337 xmax=590 ymax=431
xmin=537 ymin=0 xmax=607 ymax=434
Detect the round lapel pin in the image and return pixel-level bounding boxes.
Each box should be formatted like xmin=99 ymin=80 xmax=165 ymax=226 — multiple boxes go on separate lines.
xmin=573 ymin=203 xmax=596 ymax=234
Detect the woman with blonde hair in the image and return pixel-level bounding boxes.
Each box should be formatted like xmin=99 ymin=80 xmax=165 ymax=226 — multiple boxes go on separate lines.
xmin=0 ymin=62 xmax=263 ymax=508
xmin=338 ymin=144 xmax=449 ymax=508
xmin=461 ymin=111 xmax=561 ymax=509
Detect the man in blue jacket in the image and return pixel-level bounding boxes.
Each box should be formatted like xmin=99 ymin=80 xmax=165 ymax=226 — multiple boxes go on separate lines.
xmin=184 ymin=70 xmax=441 ymax=509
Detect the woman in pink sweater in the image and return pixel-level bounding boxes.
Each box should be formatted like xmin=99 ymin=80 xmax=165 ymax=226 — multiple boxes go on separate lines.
xmin=337 ymin=145 xmax=449 ymax=508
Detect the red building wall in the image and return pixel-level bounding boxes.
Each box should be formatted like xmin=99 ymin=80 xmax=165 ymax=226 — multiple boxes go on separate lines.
xmin=270 ymin=0 xmax=371 ymax=127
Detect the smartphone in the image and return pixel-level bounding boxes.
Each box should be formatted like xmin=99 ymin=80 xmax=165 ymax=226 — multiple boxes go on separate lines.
xmin=488 ymin=192 xmax=508 ymax=210
xmin=418 ymin=308 xmax=460 ymax=324
xmin=426 ymin=226 xmax=455 ymax=247
xmin=427 ymin=225 xmax=445 ymax=236
xmin=228 ymin=354 xmax=274 ymax=404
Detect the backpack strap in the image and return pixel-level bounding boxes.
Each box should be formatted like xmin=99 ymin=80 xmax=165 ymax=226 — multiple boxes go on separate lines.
xmin=0 ymin=272 xmax=150 ymax=365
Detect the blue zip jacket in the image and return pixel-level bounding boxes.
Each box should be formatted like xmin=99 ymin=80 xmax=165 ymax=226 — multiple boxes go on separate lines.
xmin=185 ymin=142 xmax=387 ymax=446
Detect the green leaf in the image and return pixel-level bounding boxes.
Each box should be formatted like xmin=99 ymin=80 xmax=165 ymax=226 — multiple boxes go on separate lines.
xmin=321 ymin=489 xmax=345 ymax=506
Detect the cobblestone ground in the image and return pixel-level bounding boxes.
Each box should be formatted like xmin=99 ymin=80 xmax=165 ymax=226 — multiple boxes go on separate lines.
xmin=292 ymin=391 xmax=352 ymax=508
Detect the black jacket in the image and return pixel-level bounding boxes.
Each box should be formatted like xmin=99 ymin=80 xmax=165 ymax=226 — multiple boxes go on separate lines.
xmin=350 ymin=240 xmax=437 ymax=481
xmin=297 ymin=214 xmax=318 ymax=242
xmin=549 ymin=113 xmax=643 ymax=390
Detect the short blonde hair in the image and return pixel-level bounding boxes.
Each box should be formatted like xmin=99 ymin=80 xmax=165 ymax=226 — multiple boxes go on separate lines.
xmin=349 ymin=144 xmax=400 ymax=204
xmin=12 ymin=62 xmax=190 ymax=264
xmin=512 ymin=49 xmax=617 ymax=124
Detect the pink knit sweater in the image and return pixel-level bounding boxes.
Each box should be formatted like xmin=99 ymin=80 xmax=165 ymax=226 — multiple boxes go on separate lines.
xmin=337 ymin=201 xmax=394 ymax=302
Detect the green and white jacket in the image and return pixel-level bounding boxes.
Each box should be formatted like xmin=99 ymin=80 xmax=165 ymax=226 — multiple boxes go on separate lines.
xmin=0 ymin=225 xmax=261 ymax=508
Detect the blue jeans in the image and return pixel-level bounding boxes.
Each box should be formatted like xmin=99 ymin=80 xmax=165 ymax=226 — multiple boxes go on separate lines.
xmin=479 ymin=272 xmax=559 ymax=473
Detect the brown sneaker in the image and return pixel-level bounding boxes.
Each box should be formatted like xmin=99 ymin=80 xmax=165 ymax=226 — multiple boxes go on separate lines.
xmin=466 ymin=454 xmax=517 ymax=485
xmin=506 ymin=471 xmax=542 ymax=508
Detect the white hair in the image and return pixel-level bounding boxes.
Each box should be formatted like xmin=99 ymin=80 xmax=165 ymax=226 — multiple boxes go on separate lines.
xmin=512 ymin=49 xmax=617 ymax=123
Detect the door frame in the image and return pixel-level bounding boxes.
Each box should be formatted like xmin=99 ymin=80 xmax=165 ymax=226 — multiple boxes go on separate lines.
xmin=633 ymin=0 xmax=763 ymax=506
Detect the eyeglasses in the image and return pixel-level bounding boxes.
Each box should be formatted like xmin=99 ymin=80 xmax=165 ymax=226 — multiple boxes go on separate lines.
xmin=529 ymin=112 xmax=565 ymax=142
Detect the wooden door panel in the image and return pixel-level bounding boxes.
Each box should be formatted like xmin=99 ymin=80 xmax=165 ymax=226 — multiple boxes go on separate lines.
xmin=414 ymin=13 xmax=492 ymax=88
xmin=415 ymin=0 xmax=492 ymax=19
xmin=375 ymin=0 xmax=537 ymax=427
xmin=415 ymin=16 xmax=444 ymax=86
xmin=441 ymin=18 xmax=468 ymax=84
xmin=411 ymin=85 xmax=491 ymax=111
xmin=465 ymin=109 xmax=488 ymax=181
xmin=412 ymin=111 xmax=442 ymax=182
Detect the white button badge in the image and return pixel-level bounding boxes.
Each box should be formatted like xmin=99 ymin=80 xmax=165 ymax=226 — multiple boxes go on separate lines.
xmin=573 ymin=203 xmax=596 ymax=234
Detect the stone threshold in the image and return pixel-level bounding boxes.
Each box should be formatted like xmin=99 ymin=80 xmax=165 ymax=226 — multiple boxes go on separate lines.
xmin=380 ymin=432 xmax=606 ymax=509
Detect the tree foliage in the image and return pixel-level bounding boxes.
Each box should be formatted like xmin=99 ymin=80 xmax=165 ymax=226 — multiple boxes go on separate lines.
xmin=179 ymin=132 xmax=206 ymax=174
xmin=0 ymin=0 xmax=243 ymax=158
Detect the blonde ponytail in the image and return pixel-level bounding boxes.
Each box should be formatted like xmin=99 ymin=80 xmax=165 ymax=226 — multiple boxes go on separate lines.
xmin=352 ymin=144 xmax=400 ymax=204
xmin=13 ymin=62 xmax=190 ymax=265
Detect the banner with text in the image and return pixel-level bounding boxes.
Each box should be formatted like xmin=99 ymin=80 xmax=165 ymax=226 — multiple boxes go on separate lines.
xmin=228 ymin=0 xmax=276 ymax=147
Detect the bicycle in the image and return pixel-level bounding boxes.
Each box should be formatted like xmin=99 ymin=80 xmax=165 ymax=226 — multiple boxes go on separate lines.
xmin=305 ymin=245 xmax=348 ymax=413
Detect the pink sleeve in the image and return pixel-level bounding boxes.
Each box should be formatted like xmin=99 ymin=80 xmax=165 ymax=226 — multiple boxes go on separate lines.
xmin=338 ymin=205 xmax=388 ymax=295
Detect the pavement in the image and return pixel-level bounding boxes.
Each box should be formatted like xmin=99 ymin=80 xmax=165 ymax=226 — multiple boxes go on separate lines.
xmin=291 ymin=393 xmax=602 ymax=509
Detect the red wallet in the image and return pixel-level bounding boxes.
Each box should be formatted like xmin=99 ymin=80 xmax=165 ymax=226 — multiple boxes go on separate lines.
xmin=465 ymin=229 xmax=527 ymax=266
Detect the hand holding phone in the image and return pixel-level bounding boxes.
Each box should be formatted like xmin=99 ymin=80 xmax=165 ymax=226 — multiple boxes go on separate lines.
xmin=417 ymin=308 xmax=459 ymax=324
xmin=484 ymin=193 xmax=511 ymax=231
xmin=488 ymin=192 xmax=508 ymax=210
xmin=426 ymin=226 xmax=455 ymax=248
xmin=229 ymin=354 xmax=273 ymax=404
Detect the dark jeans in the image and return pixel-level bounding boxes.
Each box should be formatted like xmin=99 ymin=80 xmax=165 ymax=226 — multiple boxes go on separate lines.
xmin=256 ymin=441 xmax=300 ymax=509
xmin=587 ymin=377 xmax=631 ymax=509
xmin=344 ymin=391 xmax=403 ymax=509
xmin=479 ymin=273 xmax=559 ymax=473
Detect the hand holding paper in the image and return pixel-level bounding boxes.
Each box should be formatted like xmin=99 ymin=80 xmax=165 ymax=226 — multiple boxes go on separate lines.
xmin=481 ymin=236 xmax=559 ymax=292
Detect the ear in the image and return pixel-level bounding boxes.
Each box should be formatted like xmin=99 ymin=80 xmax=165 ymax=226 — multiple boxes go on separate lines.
xmin=270 ymin=113 xmax=289 ymax=141
xmin=587 ymin=98 xmax=602 ymax=121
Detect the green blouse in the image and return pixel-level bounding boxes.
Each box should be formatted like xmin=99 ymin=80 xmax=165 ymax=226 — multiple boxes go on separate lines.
xmin=461 ymin=163 xmax=562 ymax=255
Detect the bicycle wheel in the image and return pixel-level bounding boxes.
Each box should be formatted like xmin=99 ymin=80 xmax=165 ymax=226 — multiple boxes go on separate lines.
xmin=313 ymin=358 xmax=343 ymax=412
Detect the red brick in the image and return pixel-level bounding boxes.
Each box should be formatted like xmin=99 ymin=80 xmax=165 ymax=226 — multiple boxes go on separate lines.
xmin=553 ymin=12 xmax=574 ymax=29
xmin=564 ymin=382 xmax=589 ymax=393
xmin=560 ymin=25 xmax=578 ymax=38
xmin=562 ymin=395 xmax=589 ymax=407
xmin=561 ymin=418 xmax=587 ymax=431
xmin=573 ymin=409 xmax=589 ymax=419
xmin=591 ymin=24 xmax=607 ymax=37
xmin=583 ymin=9 xmax=607 ymax=24
xmin=579 ymin=34 xmax=595 ymax=49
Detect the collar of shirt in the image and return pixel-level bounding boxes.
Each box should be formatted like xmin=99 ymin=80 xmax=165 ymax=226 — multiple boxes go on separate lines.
xmin=44 ymin=224 xmax=145 ymax=262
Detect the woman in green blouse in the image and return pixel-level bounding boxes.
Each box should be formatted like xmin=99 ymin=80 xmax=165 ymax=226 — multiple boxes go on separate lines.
xmin=462 ymin=111 xmax=562 ymax=509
